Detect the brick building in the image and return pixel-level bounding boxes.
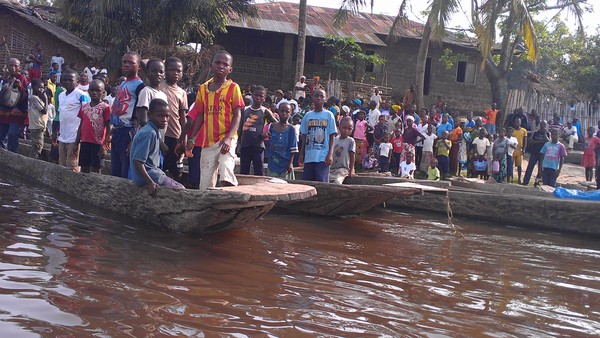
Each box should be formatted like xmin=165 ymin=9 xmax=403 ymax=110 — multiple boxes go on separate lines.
xmin=0 ymin=0 xmax=104 ymax=77
xmin=217 ymin=2 xmax=492 ymax=111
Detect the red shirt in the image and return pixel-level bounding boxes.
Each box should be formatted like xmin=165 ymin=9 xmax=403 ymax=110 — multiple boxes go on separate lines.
xmin=77 ymin=101 xmax=111 ymax=144
xmin=391 ymin=136 xmax=403 ymax=153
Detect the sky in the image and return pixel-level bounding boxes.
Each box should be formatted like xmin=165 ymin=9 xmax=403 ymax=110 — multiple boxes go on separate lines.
xmin=286 ymin=0 xmax=599 ymax=35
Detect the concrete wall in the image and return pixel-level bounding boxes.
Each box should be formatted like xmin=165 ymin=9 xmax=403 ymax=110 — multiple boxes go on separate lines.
xmin=216 ymin=28 xmax=492 ymax=112
xmin=0 ymin=10 xmax=91 ymax=78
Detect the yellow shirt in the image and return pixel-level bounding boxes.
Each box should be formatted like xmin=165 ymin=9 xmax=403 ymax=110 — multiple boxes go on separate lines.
xmin=513 ymin=127 xmax=528 ymax=155
xmin=435 ymin=139 xmax=452 ymax=157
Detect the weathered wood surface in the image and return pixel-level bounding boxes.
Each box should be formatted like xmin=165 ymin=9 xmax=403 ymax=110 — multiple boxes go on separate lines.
xmin=278 ymin=180 xmax=422 ymax=216
xmin=0 ymin=149 xmax=316 ymax=234
xmin=387 ymin=181 xmax=600 ymax=236
xmin=448 ymin=177 xmax=551 ymax=197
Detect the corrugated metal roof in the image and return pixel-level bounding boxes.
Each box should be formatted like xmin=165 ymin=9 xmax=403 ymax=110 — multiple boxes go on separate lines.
xmin=227 ymin=2 xmax=479 ymax=49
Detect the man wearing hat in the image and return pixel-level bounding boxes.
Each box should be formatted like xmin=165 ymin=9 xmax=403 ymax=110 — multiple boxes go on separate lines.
xmin=388 ymin=104 xmax=402 ymax=135
xmin=294 ymin=76 xmax=307 ymax=100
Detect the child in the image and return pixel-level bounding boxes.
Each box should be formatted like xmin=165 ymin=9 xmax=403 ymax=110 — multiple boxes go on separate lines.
xmin=471 ymin=128 xmax=490 ymax=179
xmin=459 ymin=122 xmax=470 ymax=176
xmin=353 ymin=110 xmax=371 ymax=169
xmin=506 ymin=127 xmax=518 ymax=183
xmin=160 ymin=57 xmax=189 ymax=181
xmin=390 ymin=129 xmax=403 ymax=175
xmin=298 ymin=88 xmax=337 ymax=182
xmin=486 ymin=133 xmax=494 ymax=179
xmin=512 ymin=118 xmax=528 ymax=184
xmin=399 ymin=152 xmax=416 ymax=179
xmin=330 ymin=117 xmax=356 ymax=184
xmin=74 ymin=80 xmax=111 ymax=173
xmin=373 ymin=114 xmax=388 ymax=155
xmin=540 ymin=129 xmax=567 ymax=187
xmin=266 ymin=102 xmax=298 ymax=179
xmin=378 ymin=133 xmax=392 ymax=173
xmin=130 ymin=99 xmax=185 ymax=193
xmin=363 ymin=147 xmax=378 ymax=170
xmin=420 ymin=124 xmax=437 ymax=172
xmin=108 ymin=51 xmax=145 ymax=178
xmin=428 ymin=158 xmax=440 ymax=180
xmin=57 ymin=69 xmax=90 ymax=172
xmin=492 ymin=127 xmax=509 ymax=183
xmin=135 ymin=59 xmax=167 ymax=127
xmin=238 ymin=85 xmax=277 ymax=175
xmin=186 ymin=51 xmax=244 ymax=190
xmin=435 ymin=131 xmax=451 ymax=179
xmin=582 ymin=126 xmax=600 ymax=182
xmin=27 ymin=79 xmax=48 ymax=159
xmin=76 ymin=71 xmax=90 ymax=92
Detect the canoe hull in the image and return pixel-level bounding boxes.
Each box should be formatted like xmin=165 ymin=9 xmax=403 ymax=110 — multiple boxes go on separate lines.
xmin=0 ymin=150 xmax=316 ymax=234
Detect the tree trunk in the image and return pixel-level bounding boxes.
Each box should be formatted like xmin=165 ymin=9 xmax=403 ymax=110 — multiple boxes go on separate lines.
xmin=295 ymin=0 xmax=307 ymax=81
xmin=484 ymin=61 xmax=508 ymax=125
xmin=415 ymin=18 xmax=433 ymax=109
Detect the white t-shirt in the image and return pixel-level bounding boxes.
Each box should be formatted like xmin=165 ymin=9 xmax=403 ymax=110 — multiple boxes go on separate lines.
xmin=564 ymin=126 xmax=578 ymax=137
xmin=136 ymin=86 xmax=168 ymax=109
xmin=367 ymin=109 xmax=380 ymax=133
xmin=83 ymin=67 xmax=96 ymax=81
xmin=472 ymin=137 xmax=491 ymax=156
xmin=370 ymin=94 xmax=381 ymax=109
xmin=507 ymin=136 xmax=518 ymax=156
xmin=294 ymin=82 xmax=306 ymax=100
xmin=58 ymin=88 xmax=90 ymax=143
xmin=76 ymin=83 xmax=89 ymax=92
xmin=379 ymin=142 xmax=392 ymax=157
xmin=399 ymin=161 xmax=416 ymax=177
xmin=416 ymin=123 xmax=428 ymax=146
xmin=50 ymin=56 xmax=64 ymax=71
xmin=422 ymin=133 xmax=437 ymax=152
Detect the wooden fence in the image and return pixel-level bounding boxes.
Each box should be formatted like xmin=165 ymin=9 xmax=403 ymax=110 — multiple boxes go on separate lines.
xmin=506 ymin=89 xmax=597 ymax=134
xmin=325 ymin=79 xmax=393 ymax=103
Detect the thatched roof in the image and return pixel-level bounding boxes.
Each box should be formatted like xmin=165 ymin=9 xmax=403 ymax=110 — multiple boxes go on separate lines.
xmin=0 ymin=0 xmax=104 ymax=60
xmin=524 ymin=71 xmax=586 ymax=102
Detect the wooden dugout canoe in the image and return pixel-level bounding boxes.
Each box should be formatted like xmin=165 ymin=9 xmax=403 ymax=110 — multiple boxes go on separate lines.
xmin=236 ymin=174 xmax=424 ymax=217
xmin=386 ymin=176 xmax=600 ymax=236
xmin=0 ymin=149 xmax=316 ymax=234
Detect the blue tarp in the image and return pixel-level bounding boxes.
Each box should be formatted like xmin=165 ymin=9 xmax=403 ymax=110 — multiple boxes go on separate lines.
xmin=553 ymin=187 xmax=600 ymax=201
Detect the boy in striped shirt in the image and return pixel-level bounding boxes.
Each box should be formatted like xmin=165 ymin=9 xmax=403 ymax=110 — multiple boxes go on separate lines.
xmin=186 ymin=51 xmax=244 ymax=190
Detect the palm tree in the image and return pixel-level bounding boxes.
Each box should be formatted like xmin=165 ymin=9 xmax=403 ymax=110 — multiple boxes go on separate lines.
xmin=472 ymin=0 xmax=585 ymax=121
xmin=335 ymin=0 xmax=457 ymax=108
xmin=295 ymin=0 xmax=307 ymax=81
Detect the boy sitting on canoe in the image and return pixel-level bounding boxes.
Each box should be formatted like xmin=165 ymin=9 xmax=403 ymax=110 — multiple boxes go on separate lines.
xmin=130 ymin=98 xmax=185 ymax=194
xmin=330 ymin=117 xmax=356 ymax=184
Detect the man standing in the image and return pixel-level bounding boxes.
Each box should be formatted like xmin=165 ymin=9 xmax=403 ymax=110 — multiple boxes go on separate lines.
xmin=51 ymin=48 xmax=65 ymax=72
xmin=0 ymin=58 xmax=28 ymax=153
xmin=294 ymin=76 xmax=307 ymax=101
xmin=28 ymin=43 xmax=43 ymax=79
xmin=402 ymin=85 xmax=415 ymax=109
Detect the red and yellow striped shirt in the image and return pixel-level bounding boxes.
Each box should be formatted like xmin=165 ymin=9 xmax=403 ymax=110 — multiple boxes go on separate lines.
xmin=194 ymin=78 xmax=244 ymax=147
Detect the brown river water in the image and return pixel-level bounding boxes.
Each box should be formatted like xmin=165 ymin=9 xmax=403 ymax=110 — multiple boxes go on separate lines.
xmin=1 ymin=173 xmax=599 ymax=337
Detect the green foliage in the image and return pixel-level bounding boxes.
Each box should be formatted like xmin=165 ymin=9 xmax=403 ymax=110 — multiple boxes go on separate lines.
xmin=55 ymin=0 xmax=255 ymax=47
xmin=319 ymin=35 xmax=385 ymax=80
xmin=438 ymin=48 xmax=468 ymax=69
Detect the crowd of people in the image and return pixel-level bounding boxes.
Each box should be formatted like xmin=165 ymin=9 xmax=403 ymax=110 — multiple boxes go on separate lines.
xmin=1 ymin=44 xmax=600 ymax=193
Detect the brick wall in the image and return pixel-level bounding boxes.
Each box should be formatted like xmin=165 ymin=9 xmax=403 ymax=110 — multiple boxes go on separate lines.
xmin=217 ymin=29 xmax=493 ymax=111
xmin=0 ymin=10 xmax=91 ymax=78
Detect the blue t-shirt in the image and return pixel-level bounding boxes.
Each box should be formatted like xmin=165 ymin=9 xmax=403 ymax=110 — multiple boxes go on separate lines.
xmin=268 ymin=124 xmax=298 ymax=174
xmin=540 ymin=142 xmax=567 ymax=170
xmin=129 ymin=121 xmax=165 ymax=186
xmin=437 ymin=122 xmax=453 ymax=137
xmin=111 ymin=77 xmax=144 ymax=127
xmin=300 ymin=109 xmax=337 ymax=163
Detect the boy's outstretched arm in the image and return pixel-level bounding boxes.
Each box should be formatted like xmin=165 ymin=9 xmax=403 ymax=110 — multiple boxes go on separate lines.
xmin=349 ymin=150 xmax=356 ymax=176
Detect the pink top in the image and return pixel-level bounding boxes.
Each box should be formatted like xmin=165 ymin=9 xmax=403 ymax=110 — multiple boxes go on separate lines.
xmin=584 ymin=136 xmax=600 ymax=155
xmin=354 ymin=120 xmax=367 ymax=140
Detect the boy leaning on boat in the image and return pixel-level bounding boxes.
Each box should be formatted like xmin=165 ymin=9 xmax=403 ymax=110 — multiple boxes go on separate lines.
xmin=129 ymin=98 xmax=185 ymax=194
